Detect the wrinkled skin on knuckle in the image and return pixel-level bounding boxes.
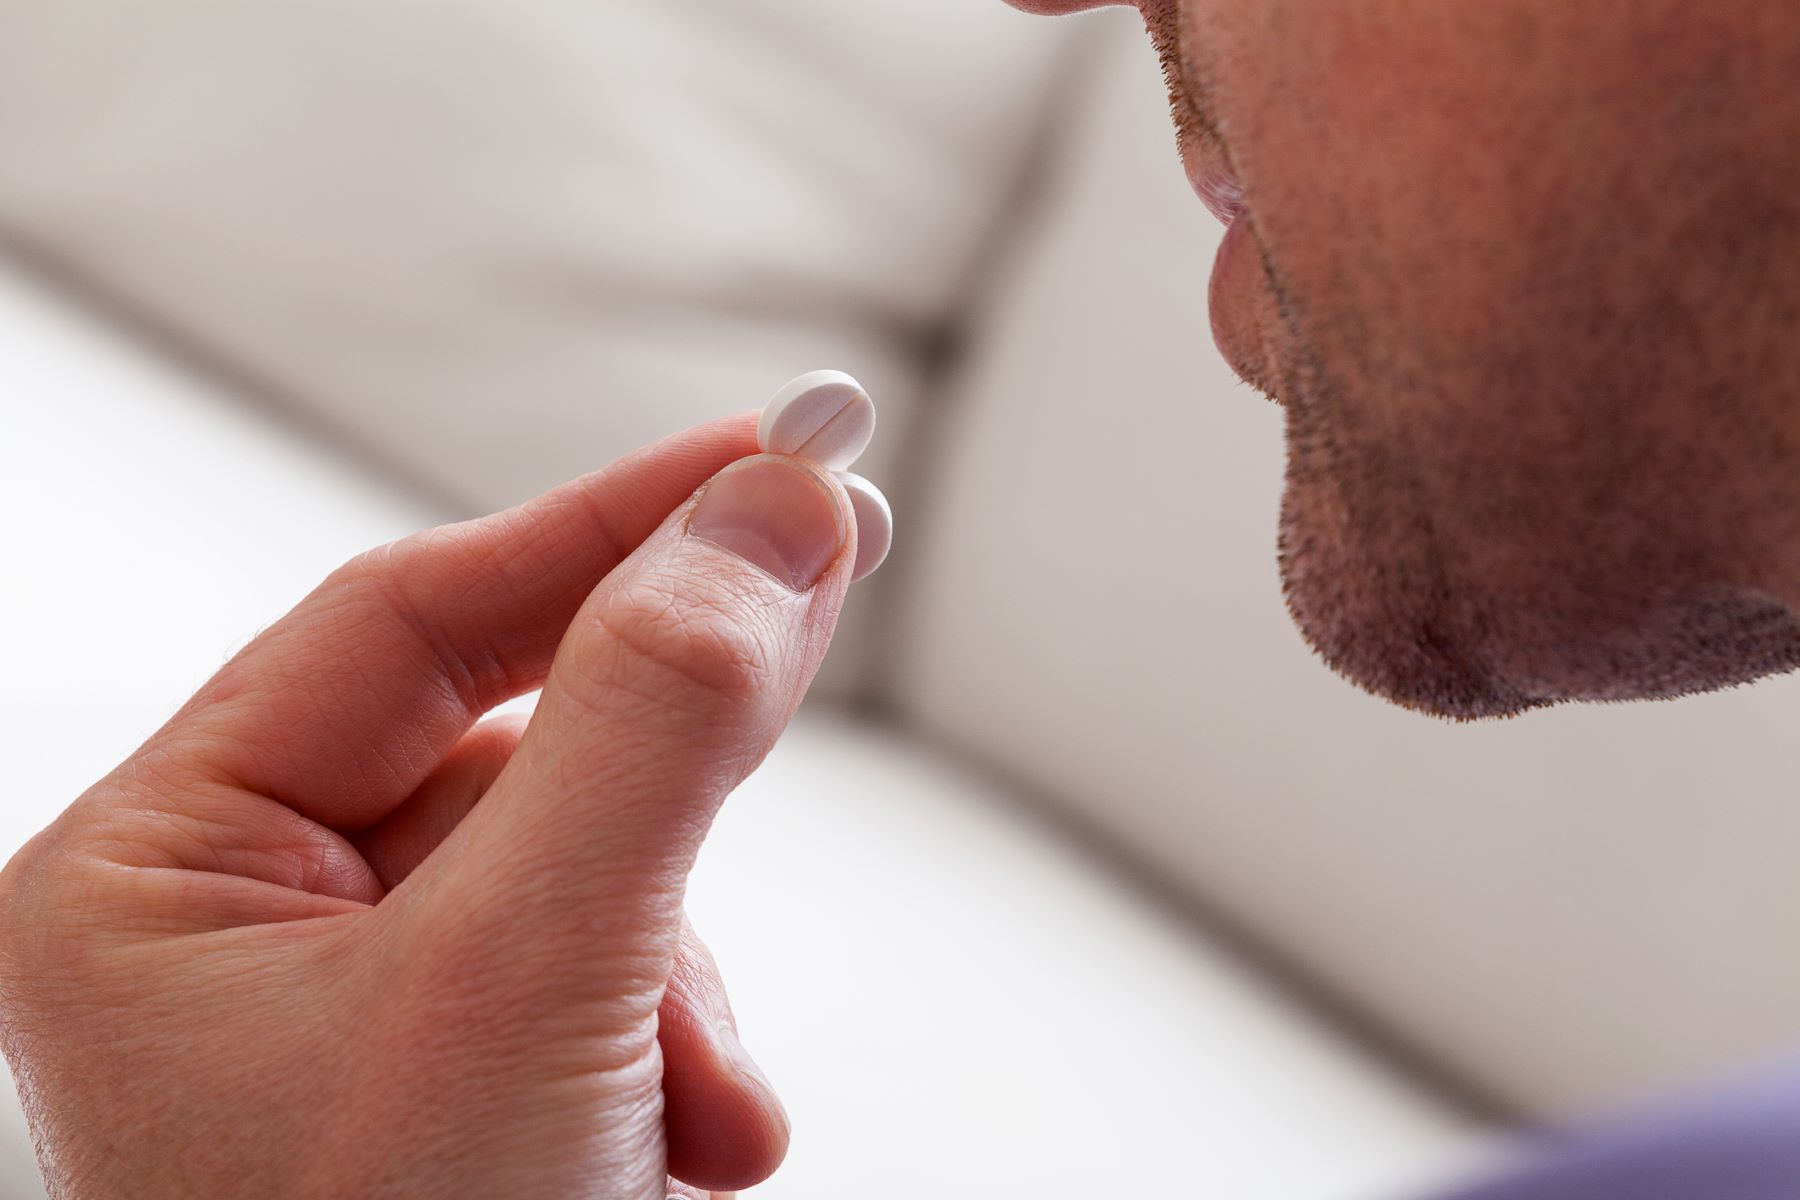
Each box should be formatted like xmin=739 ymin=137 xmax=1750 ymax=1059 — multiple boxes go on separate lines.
xmin=581 ymin=574 xmax=782 ymax=719
xmin=0 ymin=837 xmax=54 ymax=1029
xmin=337 ymin=523 xmax=485 ymax=602
xmin=0 ymin=804 xmax=128 ymax=977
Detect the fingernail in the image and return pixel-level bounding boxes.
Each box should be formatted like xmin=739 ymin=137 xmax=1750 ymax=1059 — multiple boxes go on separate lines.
xmin=715 ymin=1021 xmax=789 ymax=1128
xmin=690 ymin=456 xmax=845 ymax=592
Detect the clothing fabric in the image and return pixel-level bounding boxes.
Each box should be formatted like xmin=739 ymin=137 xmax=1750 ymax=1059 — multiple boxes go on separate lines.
xmin=1439 ymin=1063 xmax=1800 ymax=1200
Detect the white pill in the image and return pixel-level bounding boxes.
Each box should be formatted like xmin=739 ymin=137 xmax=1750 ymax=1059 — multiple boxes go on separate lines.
xmin=836 ymin=471 xmax=892 ymax=582
xmin=758 ymin=369 xmax=876 ymax=471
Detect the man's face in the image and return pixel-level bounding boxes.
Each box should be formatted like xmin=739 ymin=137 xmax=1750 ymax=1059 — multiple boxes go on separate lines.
xmin=1014 ymin=0 xmax=1800 ymax=718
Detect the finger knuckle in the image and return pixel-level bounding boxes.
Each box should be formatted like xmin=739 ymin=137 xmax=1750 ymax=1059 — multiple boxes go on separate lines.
xmin=0 ymin=820 xmax=88 ymax=991
xmin=325 ymin=527 xmax=501 ymax=712
xmin=585 ymin=579 xmax=775 ymax=713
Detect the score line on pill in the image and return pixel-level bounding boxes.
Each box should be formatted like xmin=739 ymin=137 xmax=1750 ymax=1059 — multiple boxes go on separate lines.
xmin=758 ymin=369 xmax=876 ymax=472
xmin=758 ymin=370 xmax=891 ymax=582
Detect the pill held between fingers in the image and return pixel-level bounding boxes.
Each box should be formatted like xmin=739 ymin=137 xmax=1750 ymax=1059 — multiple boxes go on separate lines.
xmin=758 ymin=369 xmax=876 ymax=471
xmin=836 ymin=471 xmax=892 ymax=582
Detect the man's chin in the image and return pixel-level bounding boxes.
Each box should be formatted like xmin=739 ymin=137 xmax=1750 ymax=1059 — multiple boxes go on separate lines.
xmin=1278 ymin=545 xmax=1544 ymax=722
xmin=1279 ymin=506 xmax=1800 ymax=721
xmin=1479 ymin=584 xmax=1800 ymax=709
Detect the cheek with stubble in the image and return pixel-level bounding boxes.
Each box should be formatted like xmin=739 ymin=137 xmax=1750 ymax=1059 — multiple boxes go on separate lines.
xmin=1217 ymin=1 xmax=1800 ymax=715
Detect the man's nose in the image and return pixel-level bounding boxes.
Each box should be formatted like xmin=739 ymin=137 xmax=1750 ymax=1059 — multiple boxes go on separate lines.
xmin=1002 ymin=0 xmax=1133 ymax=13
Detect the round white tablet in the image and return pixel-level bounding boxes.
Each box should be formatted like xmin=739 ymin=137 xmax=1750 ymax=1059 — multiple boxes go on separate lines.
xmin=758 ymin=369 xmax=876 ymax=471
xmin=837 ymin=471 xmax=893 ymax=582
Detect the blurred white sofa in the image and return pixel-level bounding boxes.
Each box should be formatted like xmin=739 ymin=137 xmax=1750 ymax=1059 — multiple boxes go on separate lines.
xmin=5 ymin=3 xmax=1800 ymax=1198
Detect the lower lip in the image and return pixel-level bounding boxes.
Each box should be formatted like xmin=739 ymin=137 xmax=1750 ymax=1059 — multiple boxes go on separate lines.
xmin=1184 ymin=149 xmax=1270 ymax=387
xmin=1207 ymin=212 xmax=1281 ymax=398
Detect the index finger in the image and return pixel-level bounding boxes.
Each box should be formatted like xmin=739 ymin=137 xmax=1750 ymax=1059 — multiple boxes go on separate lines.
xmin=152 ymin=412 xmax=760 ymax=830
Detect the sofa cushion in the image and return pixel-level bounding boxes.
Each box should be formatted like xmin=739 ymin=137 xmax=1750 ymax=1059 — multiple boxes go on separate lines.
xmin=692 ymin=712 xmax=1486 ymax=1198
xmin=0 ymin=0 xmax=1075 ymax=698
xmin=889 ymin=9 xmax=1800 ymax=1122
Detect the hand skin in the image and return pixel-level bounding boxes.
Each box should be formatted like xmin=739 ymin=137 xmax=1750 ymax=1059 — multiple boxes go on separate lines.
xmin=0 ymin=413 xmax=853 ymax=1199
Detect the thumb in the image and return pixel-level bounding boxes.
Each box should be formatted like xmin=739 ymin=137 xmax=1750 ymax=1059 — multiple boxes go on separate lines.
xmin=401 ymin=453 xmax=852 ymax=982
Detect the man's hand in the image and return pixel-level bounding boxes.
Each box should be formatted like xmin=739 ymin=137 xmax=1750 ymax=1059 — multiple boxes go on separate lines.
xmin=0 ymin=414 xmax=854 ymax=1198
